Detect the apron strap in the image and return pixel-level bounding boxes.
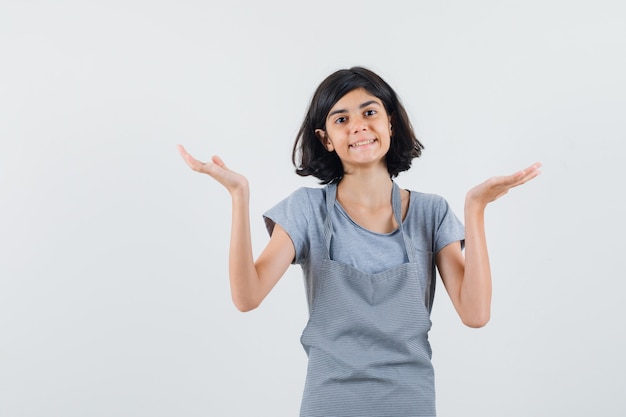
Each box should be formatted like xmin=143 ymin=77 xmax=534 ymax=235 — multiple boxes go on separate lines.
xmin=392 ymin=182 xmax=417 ymax=264
xmin=323 ymin=181 xmax=416 ymax=263
xmin=323 ymin=183 xmax=337 ymax=258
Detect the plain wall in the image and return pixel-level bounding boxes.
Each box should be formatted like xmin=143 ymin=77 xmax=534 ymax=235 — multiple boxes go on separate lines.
xmin=1 ymin=1 xmax=624 ymax=416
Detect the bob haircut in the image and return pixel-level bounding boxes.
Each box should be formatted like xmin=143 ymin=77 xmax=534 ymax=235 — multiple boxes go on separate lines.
xmin=292 ymin=66 xmax=424 ymax=184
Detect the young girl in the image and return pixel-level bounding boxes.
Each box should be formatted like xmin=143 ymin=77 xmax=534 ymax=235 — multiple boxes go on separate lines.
xmin=177 ymin=66 xmax=541 ymax=417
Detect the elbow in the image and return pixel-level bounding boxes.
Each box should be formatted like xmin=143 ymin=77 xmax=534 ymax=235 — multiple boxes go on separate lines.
xmin=461 ymin=312 xmax=490 ymax=329
xmin=232 ymin=296 xmax=261 ymax=313
xmin=234 ymin=303 xmax=257 ymax=313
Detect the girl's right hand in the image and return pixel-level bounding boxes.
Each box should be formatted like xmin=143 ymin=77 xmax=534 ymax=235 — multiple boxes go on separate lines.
xmin=177 ymin=144 xmax=249 ymax=195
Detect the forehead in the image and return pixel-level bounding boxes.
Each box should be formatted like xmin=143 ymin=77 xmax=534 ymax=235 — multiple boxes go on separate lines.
xmin=330 ymin=88 xmax=382 ymax=111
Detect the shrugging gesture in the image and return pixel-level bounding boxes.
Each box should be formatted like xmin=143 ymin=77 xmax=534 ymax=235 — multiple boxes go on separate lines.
xmin=178 ymin=65 xmax=544 ymax=417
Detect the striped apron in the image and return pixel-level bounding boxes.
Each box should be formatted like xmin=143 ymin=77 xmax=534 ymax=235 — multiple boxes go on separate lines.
xmin=299 ymin=182 xmax=436 ymax=417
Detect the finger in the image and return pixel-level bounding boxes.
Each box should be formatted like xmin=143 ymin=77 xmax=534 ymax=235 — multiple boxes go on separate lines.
xmin=515 ymin=162 xmax=542 ymax=179
xmin=506 ymin=162 xmax=542 ymax=187
xmin=177 ymin=144 xmax=190 ymax=160
xmin=177 ymin=144 xmax=197 ymax=164
xmin=211 ymin=155 xmax=227 ymax=169
xmin=518 ymin=164 xmax=542 ymax=185
xmin=178 ymin=147 xmax=209 ymax=172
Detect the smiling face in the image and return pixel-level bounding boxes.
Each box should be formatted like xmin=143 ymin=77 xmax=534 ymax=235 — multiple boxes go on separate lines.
xmin=315 ymin=88 xmax=392 ymax=174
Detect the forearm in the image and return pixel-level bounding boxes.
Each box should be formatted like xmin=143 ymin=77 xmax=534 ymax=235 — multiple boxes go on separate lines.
xmin=448 ymin=162 xmax=541 ymax=327
xmin=460 ymin=200 xmax=492 ymax=327
xmin=177 ymin=147 xmax=286 ymax=311
xmin=227 ymin=184 xmax=262 ymax=311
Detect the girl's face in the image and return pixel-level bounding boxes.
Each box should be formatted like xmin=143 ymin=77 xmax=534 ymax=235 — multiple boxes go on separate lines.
xmin=316 ymin=88 xmax=392 ymax=173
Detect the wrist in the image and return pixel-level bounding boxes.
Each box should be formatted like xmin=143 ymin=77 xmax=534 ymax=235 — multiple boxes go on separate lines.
xmin=230 ymin=182 xmax=250 ymax=202
xmin=464 ymin=194 xmax=487 ymax=213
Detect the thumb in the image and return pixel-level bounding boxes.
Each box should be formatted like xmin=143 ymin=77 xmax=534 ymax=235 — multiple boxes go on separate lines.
xmin=211 ymin=155 xmax=227 ymax=168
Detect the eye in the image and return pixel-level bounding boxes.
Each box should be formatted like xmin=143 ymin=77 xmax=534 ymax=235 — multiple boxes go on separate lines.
xmin=334 ymin=116 xmax=347 ymax=124
xmin=364 ymin=109 xmax=377 ymax=117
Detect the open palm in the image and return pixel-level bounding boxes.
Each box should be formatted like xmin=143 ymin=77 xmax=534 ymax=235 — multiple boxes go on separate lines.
xmin=177 ymin=145 xmax=249 ymax=193
xmin=467 ymin=163 xmax=542 ymax=207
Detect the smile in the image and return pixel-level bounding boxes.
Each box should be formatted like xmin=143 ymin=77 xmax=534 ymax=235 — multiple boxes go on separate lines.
xmin=349 ymin=139 xmax=377 ymax=148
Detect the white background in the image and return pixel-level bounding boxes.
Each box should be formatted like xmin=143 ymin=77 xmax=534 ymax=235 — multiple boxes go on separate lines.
xmin=1 ymin=1 xmax=625 ymax=416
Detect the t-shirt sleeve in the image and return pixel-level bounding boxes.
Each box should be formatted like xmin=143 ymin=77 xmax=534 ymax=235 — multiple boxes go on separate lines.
xmin=434 ymin=197 xmax=465 ymax=254
xmin=262 ymin=187 xmax=311 ymax=265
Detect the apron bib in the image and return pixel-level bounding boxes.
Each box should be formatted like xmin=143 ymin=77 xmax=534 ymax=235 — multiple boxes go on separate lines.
xmin=299 ymin=182 xmax=437 ymax=417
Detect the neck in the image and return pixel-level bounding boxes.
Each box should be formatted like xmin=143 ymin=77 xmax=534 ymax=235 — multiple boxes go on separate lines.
xmin=337 ymin=168 xmax=394 ymax=207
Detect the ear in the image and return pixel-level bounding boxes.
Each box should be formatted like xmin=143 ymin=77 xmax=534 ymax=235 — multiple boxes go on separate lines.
xmin=315 ymin=129 xmax=334 ymax=152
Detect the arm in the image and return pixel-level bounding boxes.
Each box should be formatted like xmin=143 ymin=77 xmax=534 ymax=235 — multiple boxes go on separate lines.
xmin=436 ymin=163 xmax=542 ymax=328
xmin=178 ymin=145 xmax=295 ymax=312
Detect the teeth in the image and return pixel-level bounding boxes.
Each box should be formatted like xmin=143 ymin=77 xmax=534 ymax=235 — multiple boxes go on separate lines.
xmin=350 ymin=139 xmax=375 ymax=147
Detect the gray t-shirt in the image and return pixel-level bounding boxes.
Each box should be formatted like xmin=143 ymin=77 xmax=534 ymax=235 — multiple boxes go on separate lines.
xmin=263 ymin=184 xmax=465 ymax=312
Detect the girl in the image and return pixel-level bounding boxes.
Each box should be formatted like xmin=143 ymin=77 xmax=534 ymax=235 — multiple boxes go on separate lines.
xmin=178 ymin=66 xmax=541 ymax=417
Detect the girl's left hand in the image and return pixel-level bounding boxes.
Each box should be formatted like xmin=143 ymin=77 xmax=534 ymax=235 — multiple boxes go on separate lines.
xmin=466 ymin=162 xmax=542 ymax=208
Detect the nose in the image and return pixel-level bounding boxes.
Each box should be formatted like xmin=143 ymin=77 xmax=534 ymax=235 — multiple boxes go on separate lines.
xmin=351 ymin=117 xmax=367 ymax=134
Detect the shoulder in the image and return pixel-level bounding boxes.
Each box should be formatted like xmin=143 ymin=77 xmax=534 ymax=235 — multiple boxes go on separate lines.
xmin=280 ymin=186 xmax=325 ymax=207
xmin=406 ymin=189 xmax=460 ymax=226
xmin=407 ymin=189 xmax=449 ymax=211
xmin=263 ymin=186 xmax=329 ymax=262
xmin=298 ymin=186 xmax=325 ymax=200
xmin=265 ymin=186 xmax=326 ymax=219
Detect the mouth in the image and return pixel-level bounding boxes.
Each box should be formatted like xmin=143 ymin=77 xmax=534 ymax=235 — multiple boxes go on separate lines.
xmin=349 ymin=138 xmax=377 ymax=148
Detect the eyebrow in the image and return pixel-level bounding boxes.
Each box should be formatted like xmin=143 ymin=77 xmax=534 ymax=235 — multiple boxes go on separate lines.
xmin=327 ymin=100 xmax=381 ymax=118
